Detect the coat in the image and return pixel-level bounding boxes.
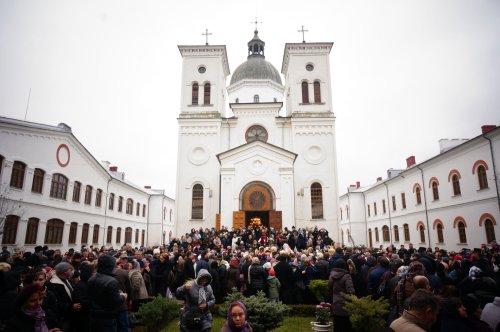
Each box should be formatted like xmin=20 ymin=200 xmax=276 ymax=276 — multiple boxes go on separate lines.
xmin=273 ymin=260 xmax=294 ymax=304
xmin=248 ymin=263 xmax=267 ymax=293
xmin=390 ymin=310 xmax=429 ymax=332
xmin=129 ymin=269 xmax=149 ymax=301
xmin=176 ymin=269 xmax=216 ymax=332
xmin=267 ymin=276 xmax=281 ymax=300
xmin=227 ymin=265 xmax=241 ymax=293
xmin=220 ymin=321 xmax=254 ymax=332
xmin=328 ymin=267 xmax=354 ymax=316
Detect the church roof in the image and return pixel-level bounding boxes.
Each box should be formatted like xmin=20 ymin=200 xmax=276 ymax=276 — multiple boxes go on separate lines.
xmin=216 ymin=139 xmax=297 ymax=164
xmin=230 ymin=30 xmax=282 ymax=85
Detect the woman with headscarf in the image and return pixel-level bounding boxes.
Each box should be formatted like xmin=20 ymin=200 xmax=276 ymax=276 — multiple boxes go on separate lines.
xmin=220 ymin=301 xmax=253 ymax=332
xmin=328 ymin=258 xmax=355 ymax=332
xmin=227 ymin=257 xmax=241 ymax=294
xmin=129 ymin=260 xmax=149 ymax=312
xmin=176 ymin=269 xmax=215 ymax=332
xmin=6 ymin=283 xmax=61 ymax=332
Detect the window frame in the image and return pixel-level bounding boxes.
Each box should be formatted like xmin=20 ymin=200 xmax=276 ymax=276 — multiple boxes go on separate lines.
xmin=437 ymin=223 xmax=444 ymax=243
xmin=10 ymin=161 xmax=26 ymax=189
xmin=403 ymin=224 xmax=410 ymax=242
xmin=457 ymin=221 xmax=467 ymax=243
xmin=50 ymin=173 xmax=68 ymax=200
xmin=203 ymin=83 xmax=211 ymax=105
xmin=25 ymin=217 xmax=39 ymax=244
xmin=44 ymin=219 xmax=64 ymax=244
xmin=432 ymin=182 xmax=439 ymax=201
xmin=394 ymin=225 xmax=400 ymax=242
xmin=192 ymin=184 xmax=204 ymax=220
xmin=31 ymin=168 xmax=45 ymax=193
xmin=192 ymin=83 xmax=199 ymax=105
xmin=311 ymin=182 xmax=324 ymax=219
xmin=452 ymin=174 xmax=461 ymax=196
xmin=118 ymin=196 xmax=123 ymax=212
xmin=2 ymin=215 xmax=19 ymax=244
xmin=485 ymin=219 xmax=496 ymax=243
xmin=72 ymin=181 xmax=81 ymax=203
xmin=116 ymin=227 xmax=122 ymax=244
xmin=68 ymin=222 xmax=78 ymax=244
xmin=81 ymin=223 xmax=89 ymax=244
xmin=478 ymin=165 xmax=488 ymax=189
xmin=95 ymin=189 xmax=102 ymax=207
xmin=92 ymin=224 xmax=99 ymax=244
xmin=382 ymin=225 xmax=390 ymax=242
xmin=301 ymin=81 xmax=309 ymax=103
xmin=313 ymin=80 xmax=321 ymax=103
xmin=109 ymin=193 xmax=115 ymax=210
xmin=416 ymin=187 xmax=422 ymax=205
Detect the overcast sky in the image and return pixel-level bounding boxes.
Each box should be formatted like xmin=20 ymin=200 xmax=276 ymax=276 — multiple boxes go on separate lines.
xmin=1 ymin=0 xmax=499 ymax=198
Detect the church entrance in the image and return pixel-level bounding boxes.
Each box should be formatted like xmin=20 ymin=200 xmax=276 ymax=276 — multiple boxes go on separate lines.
xmin=232 ymin=181 xmax=282 ymax=230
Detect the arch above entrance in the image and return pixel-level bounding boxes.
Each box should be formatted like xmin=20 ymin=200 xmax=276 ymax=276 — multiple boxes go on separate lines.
xmin=239 ymin=181 xmax=275 ymax=211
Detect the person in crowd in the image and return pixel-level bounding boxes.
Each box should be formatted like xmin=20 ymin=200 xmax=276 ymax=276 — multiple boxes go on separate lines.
xmin=150 ymin=252 xmax=172 ymax=297
xmin=481 ymin=296 xmax=500 ymax=331
xmin=266 ymin=268 xmax=280 ymax=302
xmin=247 ymin=257 xmax=267 ymax=296
xmin=72 ymin=262 xmax=95 ymax=332
xmin=462 ymin=294 xmax=493 ymax=332
xmin=438 ymin=297 xmax=474 ymax=331
xmin=5 ymin=283 xmax=61 ymax=332
xmin=46 ymin=262 xmax=80 ymax=331
xmin=88 ymin=255 xmax=128 ymax=331
xmin=176 ymin=269 xmax=215 ymax=332
xmin=114 ymin=259 xmax=132 ymax=332
xmin=220 ymin=301 xmax=253 ymax=332
xmin=390 ymin=289 xmax=439 ymax=332
xmin=328 ymin=259 xmax=355 ymax=332
xmin=227 ymin=257 xmax=241 ymax=294
xmin=273 ymin=253 xmax=294 ymax=304
xmin=129 ymin=260 xmax=149 ymax=312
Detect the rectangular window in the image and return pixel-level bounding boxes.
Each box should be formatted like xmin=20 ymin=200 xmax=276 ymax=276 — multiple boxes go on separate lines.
xmin=84 ymin=185 xmax=92 ymax=205
xmin=81 ymin=224 xmax=89 ymax=244
xmin=109 ymin=194 xmax=114 ymax=210
xmin=10 ymin=161 xmax=26 ymax=189
xmin=136 ymin=203 xmax=140 ymax=216
xmin=367 ymin=204 xmax=371 ymax=217
xmin=374 ymin=202 xmax=377 ymax=216
xmin=392 ymin=195 xmax=396 ymax=211
xmin=31 ymin=168 xmax=45 ymax=193
xmin=68 ymin=222 xmax=77 ymax=244
xmin=401 ymin=193 xmax=406 ymax=209
xmin=25 ymin=218 xmax=39 ymax=244
xmin=95 ymin=189 xmax=102 ymax=207
xmin=118 ymin=196 xmax=123 ymax=212
xmin=382 ymin=199 xmax=386 ymax=214
xmin=72 ymin=181 xmax=81 ymax=202
xmin=92 ymin=224 xmax=99 ymax=244
xmin=142 ymin=204 xmax=146 ymax=217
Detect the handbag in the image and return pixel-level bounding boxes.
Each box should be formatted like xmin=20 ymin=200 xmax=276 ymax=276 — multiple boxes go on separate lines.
xmin=183 ymin=309 xmax=202 ymax=329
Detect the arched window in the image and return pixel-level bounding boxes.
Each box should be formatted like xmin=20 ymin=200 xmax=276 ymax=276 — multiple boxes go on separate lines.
xmin=437 ymin=223 xmax=444 ymax=243
xmin=314 ymin=81 xmax=321 ymax=103
xmin=92 ymin=224 xmax=100 ymax=244
xmin=106 ymin=226 xmax=112 ymax=244
xmin=2 ymin=215 xmax=19 ymax=244
xmin=109 ymin=193 xmax=115 ymax=210
xmin=368 ymin=228 xmax=373 ymax=248
xmin=95 ymin=189 xmax=102 ymax=207
xmin=374 ymin=227 xmax=379 ymax=242
xmin=458 ymin=221 xmax=467 ymax=243
xmin=192 ymin=83 xmax=199 ymax=105
xmin=301 ymin=81 xmax=309 ymax=103
xmin=415 ymin=187 xmax=422 ymax=205
xmin=50 ymin=174 xmax=68 ymax=199
xmin=253 ymin=94 xmax=259 ymax=103
xmin=135 ymin=229 xmax=139 ymax=243
xmin=25 ymin=217 xmax=39 ymax=244
xmin=346 ymin=206 xmax=349 ymax=218
xmin=45 ymin=219 xmax=64 ymax=244
xmin=81 ymin=223 xmax=89 ymax=244
xmin=432 ymin=182 xmax=439 ymax=201
xmin=125 ymin=227 xmax=132 ymax=244
xmin=203 ymin=83 xmax=211 ymax=105
xmin=452 ymin=175 xmax=461 ymax=196
xmin=10 ymin=161 xmax=26 ymax=189
xmin=311 ymin=182 xmax=324 ymax=219
xmin=192 ymin=184 xmax=204 ymax=219
xmin=31 ymin=168 xmax=45 ymax=193
xmin=403 ymin=224 xmax=410 ymax=241
xmin=126 ymin=198 xmax=133 ymax=215
xmin=478 ymin=165 xmax=488 ymax=189
xmin=84 ymin=185 xmax=92 ymax=205
xmin=118 ymin=196 xmax=123 ymax=212
xmin=485 ymin=219 xmax=496 ymax=243
xmin=382 ymin=225 xmax=390 ymax=242
xmin=72 ymin=181 xmax=81 ymax=202
xmin=419 ymin=225 xmax=425 ymax=243
xmin=394 ymin=225 xmax=400 ymax=242
xmin=116 ymin=227 xmax=122 ymax=244
xmin=68 ymin=222 xmax=78 ymax=244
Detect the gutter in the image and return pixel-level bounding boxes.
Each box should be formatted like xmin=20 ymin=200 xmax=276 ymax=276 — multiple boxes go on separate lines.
xmin=416 ymin=166 xmax=431 ymax=247
xmin=383 ymin=183 xmax=393 ymax=244
xmin=102 ymin=177 xmax=112 ymax=246
xmin=484 ymin=136 xmax=500 ymax=212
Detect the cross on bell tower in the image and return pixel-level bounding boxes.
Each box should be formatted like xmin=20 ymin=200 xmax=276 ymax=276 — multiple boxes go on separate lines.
xmin=202 ymin=28 xmax=212 ymax=45
xmin=298 ymin=25 xmax=309 ymax=43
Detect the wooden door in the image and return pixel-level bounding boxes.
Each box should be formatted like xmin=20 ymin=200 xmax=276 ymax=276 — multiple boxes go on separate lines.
xmin=233 ymin=211 xmax=245 ymax=230
xmin=269 ymin=210 xmax=282 ymax=230
xmin=215 ymin=214 xmax=221 ymax=230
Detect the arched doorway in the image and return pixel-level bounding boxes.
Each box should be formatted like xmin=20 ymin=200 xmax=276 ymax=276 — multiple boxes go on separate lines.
xmin=233 ymin=181 xmax=282 ymax=229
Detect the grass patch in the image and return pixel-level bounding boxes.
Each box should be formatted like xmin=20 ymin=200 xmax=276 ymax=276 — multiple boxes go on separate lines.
xmin=162 ymin=316 xmax=324 ymax=331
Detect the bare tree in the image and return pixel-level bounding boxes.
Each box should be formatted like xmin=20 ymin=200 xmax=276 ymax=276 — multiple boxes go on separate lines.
xmin=0 ymin=184 xmax=25 ymax=241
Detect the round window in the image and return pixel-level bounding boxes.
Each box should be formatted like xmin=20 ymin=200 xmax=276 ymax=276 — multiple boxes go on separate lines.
xmin=306 ymin=63 xmax=314 ymax=71
xmin=245 ymin=125 xmax=268 ymax=143
xmin=198 ymin=66 xmax=206 ymax=74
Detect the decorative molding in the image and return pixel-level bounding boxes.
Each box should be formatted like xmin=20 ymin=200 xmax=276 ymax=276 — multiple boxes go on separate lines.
xmin=180 ymin=125 xmax=219 ymax=136
xmin=294 ymin=125 xmax=333 ymax=136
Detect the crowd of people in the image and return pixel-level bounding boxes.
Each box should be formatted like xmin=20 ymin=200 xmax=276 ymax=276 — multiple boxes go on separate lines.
xmin=0 ymin=224 xmax=499 ymax=332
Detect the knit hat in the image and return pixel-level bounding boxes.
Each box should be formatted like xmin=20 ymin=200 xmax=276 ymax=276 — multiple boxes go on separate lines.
xmin=55 ymin=262 xmax=73 ymax=275
xmin=230 ymin=257 xmax=239 ymax=266
xmin=268 ymin=269 xmax=275 ymax=277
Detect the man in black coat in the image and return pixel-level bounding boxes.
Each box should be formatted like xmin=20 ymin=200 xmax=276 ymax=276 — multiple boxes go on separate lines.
xmin=88 ymin=255 xmax=127 ymax=331
xmin=248 ymin=257 xmax=267 ymax=296
xmin=274 ymin=253 xmax=295 ymax=304
xmin=47 ymin=262 xmax=80 ymax=331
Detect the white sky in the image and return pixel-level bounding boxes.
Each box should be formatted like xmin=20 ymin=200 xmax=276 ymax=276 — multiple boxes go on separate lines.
xmin=1 ymin=0 xmax=499 ymax=198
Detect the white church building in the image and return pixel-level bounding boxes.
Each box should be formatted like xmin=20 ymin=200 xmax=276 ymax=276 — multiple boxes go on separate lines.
xmin=174 ymin=30 xmax=340 ymax=237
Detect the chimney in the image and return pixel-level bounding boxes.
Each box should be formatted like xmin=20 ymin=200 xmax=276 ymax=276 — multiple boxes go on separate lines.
xmin=482 ymin=125 xmax=497 ymax=134
xmin=109 ymin=166 xmax=118 ymax=172
xmin=144 ymin=186 xmax=151 ymax=189
xmin=406 ymin=156 xmax=416 ymax=168
xmin=356 ymin=181 xmax=360 ymax=189
xmin=376 ymin=177 xmax=382 ymax=182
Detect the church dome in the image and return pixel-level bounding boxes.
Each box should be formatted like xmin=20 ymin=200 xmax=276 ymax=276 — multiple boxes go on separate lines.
xmin=230 ymin=30 xmax=282 ymax=86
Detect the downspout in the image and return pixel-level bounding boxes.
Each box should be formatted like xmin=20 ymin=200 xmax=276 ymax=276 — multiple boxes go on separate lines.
xmin=383 ymin=183 xmax=393 ymax=244
xmin=417 ymin=166 xmax=431 ymax=247
xmin=347 ymin=192 xmax=354 ymax=246
xmin=161 ymin=195 xmax=165 ymax=246
xmin=147 ymin=195 xmax=152 ymax=246
xmin=361 ymin=191 xmax=367 ymax=247
xmin=484 ymin=136 xmax=500 ymax=212
xmin=102 ymin=177 xmax=112 ymax=246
